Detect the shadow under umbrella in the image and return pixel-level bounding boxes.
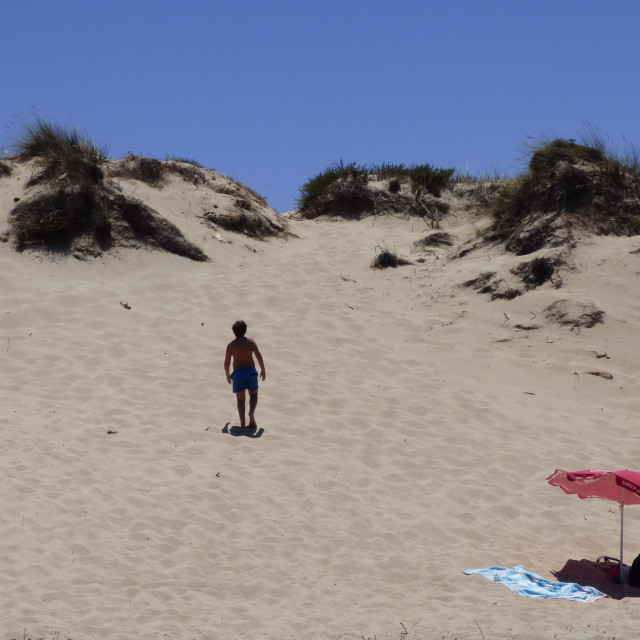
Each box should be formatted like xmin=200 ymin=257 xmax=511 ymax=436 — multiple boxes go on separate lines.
xmin=552 ymin=557 xmax=640 ymax=600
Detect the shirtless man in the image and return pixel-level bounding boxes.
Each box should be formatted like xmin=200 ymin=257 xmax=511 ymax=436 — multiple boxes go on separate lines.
xmin=224 ymin=320 xmax=266 ymax=428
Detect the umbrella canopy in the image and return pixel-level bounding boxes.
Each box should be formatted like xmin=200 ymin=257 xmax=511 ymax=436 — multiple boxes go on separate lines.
xmin=548 ymin=469 xmax=640 ymax=504
xmin=547 ymin=469 xmax=640 ymax=585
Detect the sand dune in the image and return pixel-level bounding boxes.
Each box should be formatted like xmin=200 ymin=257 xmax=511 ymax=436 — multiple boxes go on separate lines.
xmin=2 ymin=168 xmax=640 ymax=639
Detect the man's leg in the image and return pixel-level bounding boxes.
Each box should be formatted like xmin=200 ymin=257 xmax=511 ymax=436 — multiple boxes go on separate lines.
xmin=248 ymin=390 xmax=258 ymax=427
xmin=235 ymin=390 xmax=246 ymax=427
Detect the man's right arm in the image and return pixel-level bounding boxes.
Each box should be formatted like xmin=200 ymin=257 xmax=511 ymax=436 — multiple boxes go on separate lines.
xmin=224 ymin=345 xmax=232 ymax=384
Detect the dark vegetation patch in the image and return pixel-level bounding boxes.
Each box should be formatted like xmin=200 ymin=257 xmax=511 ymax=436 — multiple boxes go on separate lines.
xmin=543 ymin=299 xmax=605 ymax=329
xmin=15 ymin=118 xmax=107 ymax=189
xmin=109 ymin=194 xmax=208 ymax=261
xmin=298 ymin=163 xmax=377 ymax=219
xmin=8 ymin=119 xmax=208 ymax=260
xmin=204 ymin=209 xmax=291 ymax=240
xmin=0 ymin=160 xmax=12 ymax=177
xmin=461 ymin=272 xmax=521 ymax=300
xmin=486 ymin=138 xmax=640 ymax=254
xmin=463 ymin=253 xmax=566 ymax=301
xmin=407 ymin=193 xmax=451 ymax=227
xmin=110 ymin=155 xmax=209 ymax=186
xmin=235 ymin=197 xmax=253 ymax=212
xmin=413 ymin=232 xmax=455 ymax=249
xmin=12 ymin=186 xmax=105 ymax=252
xmin=510 ymin=255 xmax=559 ymax=288
xmin=388 ymin=178 xmax=401 ymax=194
xmin=585 ymin=370 xmax=613 ymax=380
xmin=462 ymin=272 xmax=495 ymax=290
xmin=368 ymin=163 xmax=455 ymax=197
xmin=213 ymin=180 xmax=269 ymax=208
xmin=296 ymin=160 xmax=454 ymax=221
xmin=165 ymin=155 xmax=204 ymax=168
xmin=514 ymin=323 xmax=542 ymax=331
xmin=452 ymin=179 xmax=502 ymax=214
xmin=110 ymin=154 xmax=165 ymax=185
xmin=370 ymin=246 xmax=412 ymax=269
xmin=165 ymin=160 xmax=207 ymax=185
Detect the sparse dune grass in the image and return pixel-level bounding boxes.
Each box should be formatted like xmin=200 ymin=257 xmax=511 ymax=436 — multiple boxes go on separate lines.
xmin=110 ymin=155 xmax=209 ymax=186
xmin=110 ymin=153 xmax=165 ymax=186
xmin=165 ymin=159 xmax=207 ymax=185
xmin=14 ymin=117 xmax=107 ymax=188
xmin=165 ymin=155 xmax=204 ymax=168
xmin=369 ymin=162 xmax=455 ymax=197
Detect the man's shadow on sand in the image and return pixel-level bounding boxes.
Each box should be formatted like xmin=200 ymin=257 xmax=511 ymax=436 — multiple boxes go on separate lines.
xmin=222 ymin=422 xmax=264 ymax=438
xmin=553 ymin=558 xmax=640 ymax=599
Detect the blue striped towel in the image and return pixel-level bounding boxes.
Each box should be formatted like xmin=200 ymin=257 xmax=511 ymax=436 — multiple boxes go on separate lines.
xmin=464 ymin=565 xmax=606 ymax=602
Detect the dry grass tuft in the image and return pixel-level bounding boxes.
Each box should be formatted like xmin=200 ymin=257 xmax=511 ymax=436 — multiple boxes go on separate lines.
xmin=370 ymin=246 xmax=412 ymax=269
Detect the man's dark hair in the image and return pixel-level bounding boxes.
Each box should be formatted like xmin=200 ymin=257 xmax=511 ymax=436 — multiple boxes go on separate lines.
xmin=232 ymin=320 xmax=247 ymax=337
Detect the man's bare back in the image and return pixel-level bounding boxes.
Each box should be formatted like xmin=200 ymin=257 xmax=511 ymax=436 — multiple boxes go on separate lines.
xmin=225 ymin=337 xmax=260 ymax=371
xmin=224 ymin=320 xmax=266 ymax=428
xmin=224 ymin=336 xmax=266 ymax=380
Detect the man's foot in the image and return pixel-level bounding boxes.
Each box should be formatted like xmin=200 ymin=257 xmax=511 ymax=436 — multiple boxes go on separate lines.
xmin=248 ymin=412 xmax=257 ymax=428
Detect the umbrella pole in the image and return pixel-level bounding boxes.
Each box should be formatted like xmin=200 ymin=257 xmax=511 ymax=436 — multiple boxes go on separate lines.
xmin=620 ymin=492 xmax=625 ymax=586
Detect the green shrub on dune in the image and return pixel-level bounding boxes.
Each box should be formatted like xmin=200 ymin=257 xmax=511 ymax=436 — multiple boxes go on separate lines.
xmin=489 ymin=137 xmax=640 ymax=254
xmin=297 ymin=161 xmax=369 ymax=211
xmin=297 ymin=160 xmax=454 ymax=219
xmin=406 ymin=164 xmax=455 ymax=198
xmin=11 ymin=119 xmax=109 ymax=252
xmin=8 ymin=119 xmax=208 ymax=260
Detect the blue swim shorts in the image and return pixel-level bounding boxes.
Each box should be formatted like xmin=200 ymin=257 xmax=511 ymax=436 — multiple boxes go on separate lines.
xmin=231 ymin=367 xmax=259 ymax=393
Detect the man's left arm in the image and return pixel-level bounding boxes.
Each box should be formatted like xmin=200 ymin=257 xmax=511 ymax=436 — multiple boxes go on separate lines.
xmin=253 ymin=342 xmax=266 ymax=380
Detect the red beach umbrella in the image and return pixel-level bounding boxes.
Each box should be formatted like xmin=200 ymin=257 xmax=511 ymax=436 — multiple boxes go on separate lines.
xmin=547 ymin=469 xmax=640 ymax=584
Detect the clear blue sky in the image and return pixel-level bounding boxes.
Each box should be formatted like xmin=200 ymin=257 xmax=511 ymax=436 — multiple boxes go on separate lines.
xmin=2 ymin=1 xmax=639 ymax=212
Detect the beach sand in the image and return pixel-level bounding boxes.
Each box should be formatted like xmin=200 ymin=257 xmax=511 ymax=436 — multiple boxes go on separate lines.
xmin=2 ymin=167 xmax=640 ymax=639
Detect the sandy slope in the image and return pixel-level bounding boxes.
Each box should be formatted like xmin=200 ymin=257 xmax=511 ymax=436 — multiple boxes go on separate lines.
xmin=1 ymin=174 xmax=640 ymax=639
